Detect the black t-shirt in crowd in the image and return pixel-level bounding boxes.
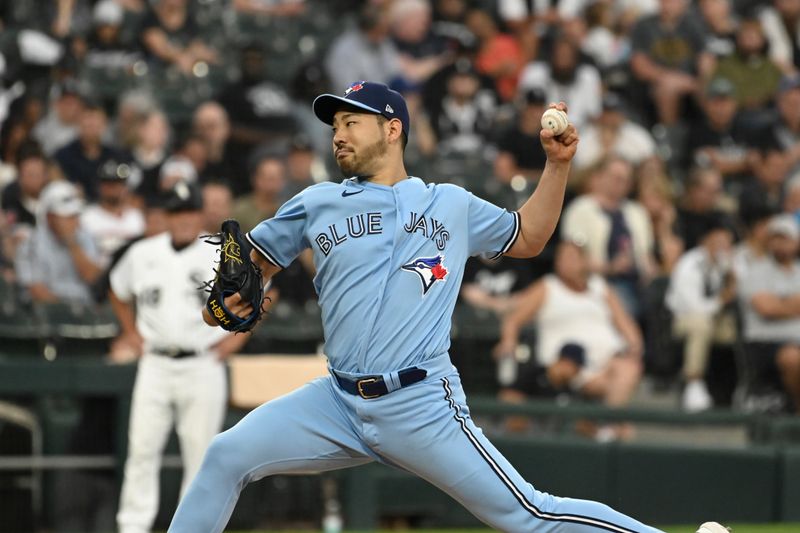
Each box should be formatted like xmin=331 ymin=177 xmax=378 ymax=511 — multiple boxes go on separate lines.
xmin=497 ymin=126 xmax=547 ymax=172
xmin=1 ymin=181 xmax=36 ymax=227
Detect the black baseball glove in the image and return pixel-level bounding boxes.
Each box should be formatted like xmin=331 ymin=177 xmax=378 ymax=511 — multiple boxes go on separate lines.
xmin=202 ymin=219 xmax=266 ymax=332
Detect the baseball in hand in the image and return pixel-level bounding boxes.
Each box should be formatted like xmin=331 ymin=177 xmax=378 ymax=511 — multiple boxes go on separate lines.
xmin=541 ymin=108 xmax=569 ymax=136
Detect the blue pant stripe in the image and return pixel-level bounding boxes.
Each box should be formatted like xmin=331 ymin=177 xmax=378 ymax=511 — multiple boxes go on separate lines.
xmin=440 ymin=378 xmax=640 ymax=533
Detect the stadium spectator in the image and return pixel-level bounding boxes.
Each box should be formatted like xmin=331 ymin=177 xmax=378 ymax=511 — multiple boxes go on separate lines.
xmin=696 ymin=0 xmax=737 ymax=60
xmin=636 ymin=161 xmax=684 ymax=274
xmin=201 ymin=180 xmax=233 ymax=235
xmin=581 ymin=0 xmax=632 ymax=75
xmin=732 ymin=205 xmax=775 ymax=282
xmin=232 ymin=0 xmax=306 ymax=17
xmin=738 ymin=214 xmax=800 ymax=413
xmin=712 ymin=17 xmax=782 ymax=114
xmin=191 ymin=102 xmax=241 ymax=189
xmin=629 ymin=0 xmax=713 ymax=125
xmin=110 ymin=90 xmax=157 ymax=153
xmin=685 ymin=77 xmax=752 ymax=182
xmin=759 ymin=0 xmax=800 ymax=74
xmin=429 ymin=59 xmax=497 ymax=157
xmin=495 ymin=241 xmax=644 ymax=416
xmin=80 ymin=159 xmax=145 ymax=266
xmin=283 ymin=134 xmax=322 ymax=200
xmin=666 ymin=216 xmax=737 ymax=411
xmin=54 ymin=100 xmax=120 ymax=201
xmin=573 ymin=92 xmax=657 ymax=172
xmin=15 ymin=180 xmax=102 ymax=304
xmin=232 ymin=154 xmax=286 ymax=232
xmin=466 ymin=9 xmax=525 ymax=102
xmin=129 ymin=109 xmax=171 ymax=202
xmin=421 ymin=37 xmax=497 ymax=133
xmin=139 ymin=0 xmax=219 ymax=74
xmin=489 ymin=88 xmax=548 ymax=204
xmin=561 ymin=156 xmax=656 ymax=318
xmin=324 ymin=4 xmax=401 ymax=95
xmin=216 ymin=42 xmax=298 ymax=173
xmin=460 ymin=255 xmax=535 ymax=319
xmin=158 ymin=155 xmax=197 ymax=193
xmin=389 ymin=0 xmax=451 ymax=88
xmin=431 ymin=0 xmax=472 ymax=50
xmin=765 ymin=74 xmax=800 ymax=177
xmin=31 ymin=80 xmax=83 ymax=155
xmin=2 ymin=141 xmax=49 ymax=229
xmin=739 ymin=141 xmax=792 ymax=216
xmin=674 ymin=166 xmax=732 ymax=250
xmin=518 ymin=36 xmax=602 ymax=129
xmin=81 ymin=0 xmax=140 ymax=111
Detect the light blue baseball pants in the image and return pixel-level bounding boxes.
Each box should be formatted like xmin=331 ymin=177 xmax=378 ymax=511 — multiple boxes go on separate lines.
xmin=168 ymin=354 xmax=662 ymax=533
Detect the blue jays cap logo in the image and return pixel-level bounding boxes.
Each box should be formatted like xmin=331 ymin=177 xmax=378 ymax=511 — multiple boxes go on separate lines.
xmin=344 ymin=81 xmax=366 ymax=97
xmin=402 ymin=255 xmax=448 ymax=295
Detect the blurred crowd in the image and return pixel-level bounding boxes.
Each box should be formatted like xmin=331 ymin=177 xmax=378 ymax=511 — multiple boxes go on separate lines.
xmin=1 ymin=0 xmax=800 ymax=423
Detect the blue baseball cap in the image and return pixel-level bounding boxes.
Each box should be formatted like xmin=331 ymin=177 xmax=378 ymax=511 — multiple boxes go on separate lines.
xmin=313 ymin=81 xmax=410 ymax=136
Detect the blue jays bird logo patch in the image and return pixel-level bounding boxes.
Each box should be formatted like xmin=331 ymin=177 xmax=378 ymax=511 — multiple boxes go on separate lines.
xmin=344 ymin=82 xmax=366 ymax=96
xmin=402 ymin=255 xmax=448 ymax=295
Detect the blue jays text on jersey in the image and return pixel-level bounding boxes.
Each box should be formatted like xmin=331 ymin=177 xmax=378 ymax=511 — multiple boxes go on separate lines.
xmin=313 ymin=210 xmax=451 ymax=256
xmin=247 ymin=176 xmax=520 ymax=373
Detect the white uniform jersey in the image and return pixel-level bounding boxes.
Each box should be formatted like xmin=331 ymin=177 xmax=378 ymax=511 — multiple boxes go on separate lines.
xmin=110 ymin=232 xmax=228 ymax=353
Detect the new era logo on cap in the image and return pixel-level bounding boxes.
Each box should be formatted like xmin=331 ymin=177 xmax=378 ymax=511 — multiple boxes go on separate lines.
xmin=312 ymin=81 xmax=410 ymax=136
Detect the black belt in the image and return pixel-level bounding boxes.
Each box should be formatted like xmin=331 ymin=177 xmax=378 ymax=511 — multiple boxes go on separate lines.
xmin=152 ymin=347 xmax=196 ymax=359
xmin=334 ymin=367 xmax=427 ymax=399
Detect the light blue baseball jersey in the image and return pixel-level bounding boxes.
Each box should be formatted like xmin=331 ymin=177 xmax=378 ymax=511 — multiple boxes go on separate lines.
xmin=247 ymin=176 xmax=520 ymax=373
xmin=171 ymin=175 xmax=665 ymax=533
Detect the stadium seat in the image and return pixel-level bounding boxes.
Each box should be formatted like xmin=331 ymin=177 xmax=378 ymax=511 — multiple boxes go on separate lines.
xmin=35 ymin=302 xmax=119 ymax=358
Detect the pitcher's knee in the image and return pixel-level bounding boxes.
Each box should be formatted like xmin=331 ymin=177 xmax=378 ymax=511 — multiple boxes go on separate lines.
xmin=202 ymin=431 xmax=248 ymax=477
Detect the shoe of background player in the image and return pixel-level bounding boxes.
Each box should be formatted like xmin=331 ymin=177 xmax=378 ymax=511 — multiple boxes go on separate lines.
xmin=683 ymin=379 xmax=713 ymax=412
xmin=696 ymin=521 xmax=730 ymax=532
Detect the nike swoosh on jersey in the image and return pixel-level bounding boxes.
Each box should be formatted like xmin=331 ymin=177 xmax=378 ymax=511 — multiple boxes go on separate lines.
xmin=341 ymin=190 xmax=364 ymax=197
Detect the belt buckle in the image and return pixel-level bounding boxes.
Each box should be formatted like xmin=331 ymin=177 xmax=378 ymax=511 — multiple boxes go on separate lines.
xmin=356 ymin=378 xmax=380 ymax=399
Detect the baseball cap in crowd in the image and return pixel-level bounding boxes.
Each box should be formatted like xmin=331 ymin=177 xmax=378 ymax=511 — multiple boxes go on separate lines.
xmin=767 ymin=213 xmax=800 ymax=241
xmin=523 ymin=87 xmax=547 ymax=106
xmin=159 ymin=156 xmax=198 ymax=185
xmin=558 ymin=343 xmax=586 ymax=368
xmin=313 ymin=81 xmax=410 ymax=136
xmin=162 ymin=180 xmax=203 ymax=213
xmin=40 ymin=180 xmax=85 ymax=217
xmin=98 ymin=158 xmax=132 ymax=181
xmin=779 ymin=73 xmax=800 ymax=94
xmin=706 ymin=77 xmax=735 ymax=99
xmin=289 ymin=133 xmax=314 ymax=153
xmin=93 ymin=0 xmax=124 ymax=26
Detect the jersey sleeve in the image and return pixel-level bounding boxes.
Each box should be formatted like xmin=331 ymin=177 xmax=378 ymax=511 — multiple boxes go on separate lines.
xmin=467 ymin=192 xmax=520 ymax=258
xmin=109 ymin=244 xmax=135 ymax=302
xmin=246 ymin=191 xmax=309 ymax=269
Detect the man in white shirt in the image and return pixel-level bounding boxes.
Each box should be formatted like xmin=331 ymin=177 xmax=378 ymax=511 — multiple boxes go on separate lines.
xmin=738 ymin=214 xmax=800 ymax=413
xmin=81 ymin=159 xmax=145 ymax=267
xmin=666 ymin=216 xmax=737 ymax=411
xmin=15 ymin=180 xmax=103 ymax=304
xmin=110 ymin=180 xmax=251 ymax=533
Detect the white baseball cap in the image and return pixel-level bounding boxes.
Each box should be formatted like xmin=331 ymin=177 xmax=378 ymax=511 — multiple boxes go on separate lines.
xmin=93 ymin=0 xmax=124 ymax=26
xmin=39 ymin=180 xmax=85 ymax=217
xmin=768 ymin=214 xmax=800 ymax=241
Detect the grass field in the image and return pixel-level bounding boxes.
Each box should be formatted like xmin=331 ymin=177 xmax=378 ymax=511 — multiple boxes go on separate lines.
xmin=230 ymin=527 xmax=800 ymax=533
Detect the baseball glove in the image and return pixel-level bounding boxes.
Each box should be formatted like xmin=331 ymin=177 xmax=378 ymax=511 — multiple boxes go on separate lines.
xmin=202 ymin=219 xmax=266 ymax=332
